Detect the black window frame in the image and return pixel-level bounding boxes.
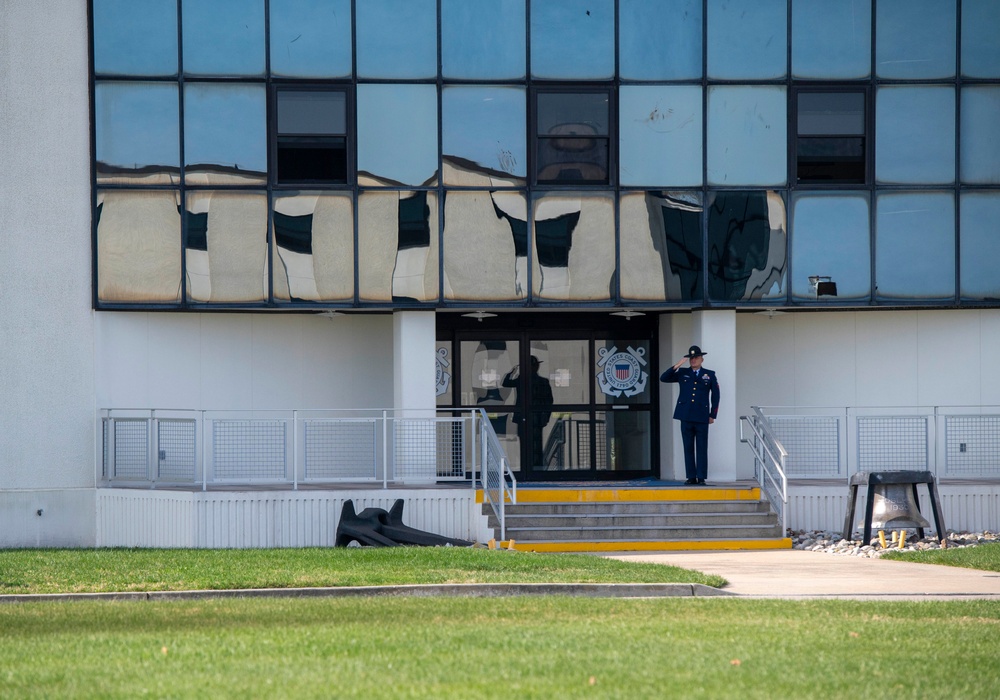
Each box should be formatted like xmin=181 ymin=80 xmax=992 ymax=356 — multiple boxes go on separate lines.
xmin=270 ymin=84 xmax=354 ymax=187
xmin=792 ymin=85 xmax=871 ymax=187
xmin=532 ymin=86 xmax=616 ymax=187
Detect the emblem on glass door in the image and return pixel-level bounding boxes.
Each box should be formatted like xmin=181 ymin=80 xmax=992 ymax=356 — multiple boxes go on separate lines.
xmin=596 ymin=346 xmax=648 ymax=397
xmin=435 ymin=347 xmax=452 ymax=397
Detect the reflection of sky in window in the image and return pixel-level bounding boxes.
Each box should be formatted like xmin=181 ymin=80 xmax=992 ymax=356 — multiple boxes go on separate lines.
xmin=876 ymin=193 xmax=955 ymax=300
xmin=961 ymin=87 xmax=1000 ymax=184
xmin=184 ymin=84 xmax=266 ymax=172
xmin=441 ymin=0 xmax=525 ymax=79
xmin=962 ymin=0 xmax=1000 ymax=78
xmin=707 ymin=86 xmax=786 ymax=186
xmin=960 ymin=193 xmax=1000 ymax=299
xmin=93 ymin=0 xmax=178 ymax=75
xmin=356 ymin=0 xmax=436 ymax=79
xmin=96 ymin=83 xmax=179 ymax=169
xmin=876 ymin=87 xmax=955 ymax=184
xmin=269 ymin=0 xmax=352 ymax=77
xmin=531 ymin=0 xmax=614 ymax=79
xmin=183 ymin=0 xmax=265 ymax=76
xmin=877 ymin=0 xmax=955 ymax=79
xmin=620 ymin=86 xmax=702 ymax=187
xmin=791 ymin=194 xmax=870 ymax=300
xmin=619 ymin=0 xmax=702 ymax=80
xmin=442 ymin=87 xmax=526 ymax=179
xmin=357 ymin=84 xmax=438 ymax=185
xmin=792 ymin=0 xmax=871 ymax=79
xmin=707 ymin=0 xmax=786 ymax=79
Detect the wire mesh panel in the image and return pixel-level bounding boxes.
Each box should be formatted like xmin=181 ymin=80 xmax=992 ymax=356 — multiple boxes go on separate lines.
xmin=436 ymin=418 xmax=466 ymax=479
xmin=769 ymin=416 xmax=840 ymax=476
xmin=304 ymin=419 xmax=377 ymax=481
xmin=945 ymin=415 xmax=1000 ymax=476
xmin=113 ymin=419 xmax=149 ymax=480
xmin=212 ymin=420 xmax=287 ymax=480
xmin=157 ymin=420 xmax=196 ymax=482
xmin=393 ymin=419 xmax=438 ymax=481
xmin=857 ymin=416 xmax=928 ymax=472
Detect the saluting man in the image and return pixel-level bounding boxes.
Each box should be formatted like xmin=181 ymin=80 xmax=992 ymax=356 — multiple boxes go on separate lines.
xmin=660 ymin=345 xmax=720 ymax=485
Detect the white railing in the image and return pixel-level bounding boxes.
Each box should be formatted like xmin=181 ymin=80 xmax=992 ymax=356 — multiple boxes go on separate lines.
xmin=477 ymin=409 xmax=517 ymax=541
xmin=739 ymin=408 xmax=788 ymax=535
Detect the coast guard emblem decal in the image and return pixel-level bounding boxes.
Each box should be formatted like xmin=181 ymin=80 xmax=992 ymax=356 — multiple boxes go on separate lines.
xmin=435 ymin=347 xmax=451 ymax=397
xmin=596 ymin=346 xmax=648 ymax=397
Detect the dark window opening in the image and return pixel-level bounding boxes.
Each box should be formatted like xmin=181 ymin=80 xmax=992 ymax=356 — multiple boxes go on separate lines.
xmin=796 ymin=91 xmax=866 ymax=185
xmin=275 ymin=89 xmax=348 ymax=184
xmin=535 ymin=91 xmax=611 ymax=185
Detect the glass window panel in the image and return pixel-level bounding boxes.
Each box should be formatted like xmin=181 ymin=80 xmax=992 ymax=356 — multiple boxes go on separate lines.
xmin=619 ymin=0 xmax=702 ymax=80
xmin=595 ymin=410 xmax=652 ymax=471
xmin=356 ymin=0 xmax=436 ymax=79
xmin=182 ymin=0 xmax=265 ymax=76
xmin=536 ymin=92 xmax=611 ymax=185
xmin=442 ymin=87 xmax=526 ymax=186
xmin=357 ymin=84 xmax=438 ymax=187
xmin=93 ymin=0 xmax=178 ymax=76
xmin=707 ymin=0 xmax=786 ymax=80
xmin=441 ymin=0 xmax=525 ymax=80
xmin=530 ymin=0 xmax=614 ymax=79
xmin=358 ymin=190 xmax=439 ymax=302
xmin=96 ymin=189 xmax=182 ymax=302
xmin=594 ymin=340 xmax=652 ymax=405
xmin=184 ymin=83 xmax=266 ymax=184
xmin=796 ymin=91 xmax=867 ymax=184
xmin=790 ymin=192 xmax=871 ymax=301
xmin=460 ymin=339 xmax=520 ymax=408
xmin=535 ymin=410 xmax=592 ymax=472
xmin=529 ymin=340 xmax=589 ymax=406
xmin=798 ymin=93 xmax=864 ymax=135
xmin=269 ymin=0 xmax=352 ymax=78
xmin=707 ymin=86 xmax=787 ymax=187
xmin=875 ymin=192 xmax=955 ymax=301
xmin=960 ymin=193 xmax=1000 ymax=301
xmin=876 ymin=87 xmax=955 ymax=185
xmin=619 ymin=191 xmax=703 ymax=302
xmin=272 ymin=192 xmax=354 ymax=302
xmin=962 ymin=0 xmax=1000 ymax=78
xmin=876 ymin=0 xmax=956 ymax=79
xmin=532 ymin=193 xmax=614 ymax=302
xmin=184 ymin=191 xmax=268 ymax=303
xmin=619 ymin=86 xmax=702 ymax=187
xmin=443 ymin=191 xmax=528 ymax=302
xmin=95 ymin=82 xmax=179 ymax=185
xmin=961 ymin=87 xmax=1000 ymax=185
xmin=708 ymin=191 xmax=787 ymax=302
xmin=792 ymin=0 xmax=871 ymax=79
xmin=276 ymin=90 xmax=348 ymax=184
xmin=277 ymin=91 xmax=346 ymax=133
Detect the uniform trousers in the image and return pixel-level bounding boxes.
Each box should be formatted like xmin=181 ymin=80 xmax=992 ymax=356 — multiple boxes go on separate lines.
xmin=679 ymin=420 xmax=710 ymax=480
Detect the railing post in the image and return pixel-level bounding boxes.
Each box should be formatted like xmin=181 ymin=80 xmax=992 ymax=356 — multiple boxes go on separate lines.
xmin=292 ymin=410 xmax=299 ymax=491
xmin=382 ymin=410 xmax=389 ymax=489
xmin=202 ymin=411 xmax=208 ymax=492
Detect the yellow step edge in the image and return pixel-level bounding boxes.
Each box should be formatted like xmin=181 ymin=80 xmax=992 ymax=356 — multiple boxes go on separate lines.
xmin=504 ymin=538 xmax=792 ymax=553
xmin=476 ymin=488 xmax=760 ymax=504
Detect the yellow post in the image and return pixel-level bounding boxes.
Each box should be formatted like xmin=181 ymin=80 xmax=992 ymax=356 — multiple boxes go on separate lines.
xmin=878 ymin=531 xmax=887 ymax=549
xmin=898 ymin=530 xmax=907 ymax=549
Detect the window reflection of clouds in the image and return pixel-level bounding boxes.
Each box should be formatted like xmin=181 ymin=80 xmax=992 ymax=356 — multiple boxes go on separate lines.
xmin=876 ymin=87 xmax=955 ymax=185
xmin=707 ymin=191 xmax=786 ymax=302
xmin=707 ymin=0 xmax=786 ymax=80
xmin=93 ymin=0 xmax=178 ymax=76
xmin=961 ymin=87 xmax=1000 ymax=185
xmin=356 ymin=0 xmax=436 ymax=79
xmin=530 ymin=0 xmax=614 ymax=79
xmin=357 ymin=85 xmax=438 ymax=187
xmin=875 ymin=192 xmax=955 ymax=301
xmin=960 ymin=193 xmax=1000 ymax=300
xmin=182 ymin=0 xmax=265 ymax=76
xmin=619 ymin=191 xmax=702 ymax=302
xmin=442 ymin=87 xmax=526 ymax=184
xmin=792 ymin=0 xmax=871 ymax=79
xmin=790 ymin=193 xmax=870 ymax=301
xmin=269 ymin=0 xmax=352 ymax=78
xmin=877 ymin=0 xmax=955 ymax=79
xmin=707 ymin=86 xmax=787 ymax=186
xmin=532 ymin=193 xmax=614 ymax=301
xmin=96 ymin=83 xmax=179 ymax=180
xmin=184 ymin=84 xmax=266 ymax=179
xmin=441 ymin=0 xmax=525 ymax=80
xmin=443 ymin=191 xmax=526 ymax=301
xmin=619 ymin=86 xmax=702 ymax=187
xmin=962 ymin=0 xmax=1000 ymax=78
xmin=272 ymin=193 xmax=354 ymax=302
xmin=619 ymin=0 xmax=701 ymax=80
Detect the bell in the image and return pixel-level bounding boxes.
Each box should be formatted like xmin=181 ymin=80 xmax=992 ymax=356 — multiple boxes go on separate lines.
xmin=867 ymin=484 xmax=931 ymax=531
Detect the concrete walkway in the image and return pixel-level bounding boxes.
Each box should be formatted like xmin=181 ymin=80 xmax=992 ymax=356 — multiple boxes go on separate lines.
xmin=604 ymin=549 xmax=1000 ymax=600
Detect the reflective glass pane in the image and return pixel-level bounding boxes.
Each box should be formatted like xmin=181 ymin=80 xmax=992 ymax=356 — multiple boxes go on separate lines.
xmin=594 ymin=340 xmax=652 ymax=405
xmin=876 ymin=0 xmax=956 ymax=79
xmin=276 ymin=90 xmax=347 ymax=184
xmin=93 ymin=0 xmax=178 ymax=75
xmin=460 ymin=340 xmax=519 ymax=408
xmin=530 ymin=0 xmax=614 ymax=79
xmin=537 ymin=92 xmax=610 ymax=185
xmin=961 ymin=87 xmax=1000 ymax=185
xmin=792 ymin=0 xmax=871 ymax=79
xmin=96 ymin=189 xmax=182 ymax=302
xmin=531 ymin=340 xmax=589 ymax=405
xmin=443 ymin=191 xmax=528 ymax=302
xmin=790 ymin=192 xmax=871 ymax=301
xmin=356 ymin=0 xmax=436 ymax=79
xmin=95 ymin=82 xmax=179 ymax=185
xmin=357 ymin=84 xmax=438 ymax=186
xmin=619 ymin=86 xmax=702 ymax=187
xmin=435 ymin=340 xmax=454 ymax=406
xmin=184 ymin=83 xmax=266 ymax=184
xmin=272 ymin=193 xmax=354 ymax=302
xmin=441 ymin=0 xmax=525 ymax=79
xmin=269 ymin=0 xmax=352 ymax=78
xmin=796 ymin=91 xmax=866 ymax=184
xmin=960 ymin=193 xmax=1000 ymax=301
xmin=358 ymin=191 xmax=439 ymax=302
xmin=535 ymin=411 xmax=592 ymax=471
xmin=182 ymin=0 xmax=265 ymax=76
xmin=442 ymin=87 xmax=526 ymax=186
xmin=962 ymin=0 xmax=1000 ymax=78
xmin=876 ymin=87 xmax=955 ymax=185
xmin=532 ymin=193 xmax=614 ymax=301
xmin=707 ymin=86 xmax=787 ymax=186
xmin=619 ymin=0 xmax=702 ymax=80
xmin=707 ymin=0 xmax=786 ymax=80
xmin=184 ymin=191 xmax=268 ymax=303
xmin=875 ymin=192 xmax=955 ymax=301
xmin=596 ymin=410 xmax=652 ymax=471
xmin=277 ymin=91 xmax=346 ymax=133
xmin=619 ymin=191 xmax=702 ymax=302
xmin=708 ymin=191 xmax=786 ymax=302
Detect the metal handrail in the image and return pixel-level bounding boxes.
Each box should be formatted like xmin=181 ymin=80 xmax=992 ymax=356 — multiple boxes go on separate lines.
xmin=740 ymin=407 xmax=788 ymax=535
xmin=476 ymin=409 xmax=517 ymax=541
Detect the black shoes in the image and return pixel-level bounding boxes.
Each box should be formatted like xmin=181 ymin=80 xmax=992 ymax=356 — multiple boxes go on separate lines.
xmin=697 ymin=478 xmax=706 ymax=485
xmin=684 ymin=478 xmax=698 ymax=485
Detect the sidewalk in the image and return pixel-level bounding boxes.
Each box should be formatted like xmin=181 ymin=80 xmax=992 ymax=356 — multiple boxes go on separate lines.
xmin=605 ymin=549 xmax=1000 ymax=600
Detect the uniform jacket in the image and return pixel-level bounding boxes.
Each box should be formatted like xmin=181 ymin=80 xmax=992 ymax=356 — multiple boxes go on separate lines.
xmin=660 ymin=366 xmax=720 ymax=424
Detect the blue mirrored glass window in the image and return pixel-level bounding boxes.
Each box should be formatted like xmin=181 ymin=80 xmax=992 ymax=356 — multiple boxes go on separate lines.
xmin=961 ymin=87 xmax=1000 ymax=185
xmin=531 ymin=0 xmax=614 ymax=80
xmin=356 ymin=0 xmax=436 ymax=79
xmin=442 ymin=87 xmax=526 ymax=186
xmin=707 ymin=86 xmax=787 ymax=187
xmin=269 ymin=0 xmax=352 ymax=78
xmin=93 ymin=0 xmax=178 ymax=76
xmin=875 ymin=192 xmax=955 ymax=301
xmin=707 ymin=0 xmax=786 ymax=80
xmin=357 ymin=84 xmax=438 ymax=186
xmin=792 ymin=0 xmax=871 ymax=79
xmin=708 ymin=191 xmax=786 ymax=302
xmin=184 ymin=84 xmax=266 ymax=184
xmin=620 ymin=86 xmax=702 ymax=187
xmin=790 ymin=193 xmax=870 ymax=301
xmin=441 ymin=0 xmax=525 ymax=80
xmin=95 ymin=82 xmax=179 ymax=184
xmin=619 ymin=0 xmax=702 ymax=80
xmin=962 ymin=0 xmax=1000 ymax=78
xmin=876 ymin=0 xmax=955 ymax=79
xmin=619 ymin=192 xmax=702 ymax=302
xmin=876 ymin=87 xmax=955 ymax=185
xmin=960 ymin=193 xmax=1000 ymax=301
xmin=182 ymin=0 xmax=265 ymax=76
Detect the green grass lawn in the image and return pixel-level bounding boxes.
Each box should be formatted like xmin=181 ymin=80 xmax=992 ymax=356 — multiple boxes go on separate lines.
xmin=882 ymin=541 xmax=1000 ymax=571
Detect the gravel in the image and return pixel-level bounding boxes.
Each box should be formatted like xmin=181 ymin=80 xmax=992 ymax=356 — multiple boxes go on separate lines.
xmin=789 ymin=530 xmax=998 ymax=558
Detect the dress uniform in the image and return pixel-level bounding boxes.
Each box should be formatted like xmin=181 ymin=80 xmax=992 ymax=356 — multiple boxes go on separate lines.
xmin=660 ymin=345 xmax=720 ymax=484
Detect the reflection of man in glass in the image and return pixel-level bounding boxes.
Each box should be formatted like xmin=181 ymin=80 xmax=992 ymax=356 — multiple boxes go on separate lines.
xmin=502 ymin=355 xmax=554 ymax=467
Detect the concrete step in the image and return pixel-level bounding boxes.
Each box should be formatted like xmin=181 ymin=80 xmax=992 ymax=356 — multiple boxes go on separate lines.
xmin=493 ymin=501 xmax=770 ymax=516
xmin=505 ymin=523 xmax=784 ymax=542
xmin=494 ymin=512 xmax=778 ymax=529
